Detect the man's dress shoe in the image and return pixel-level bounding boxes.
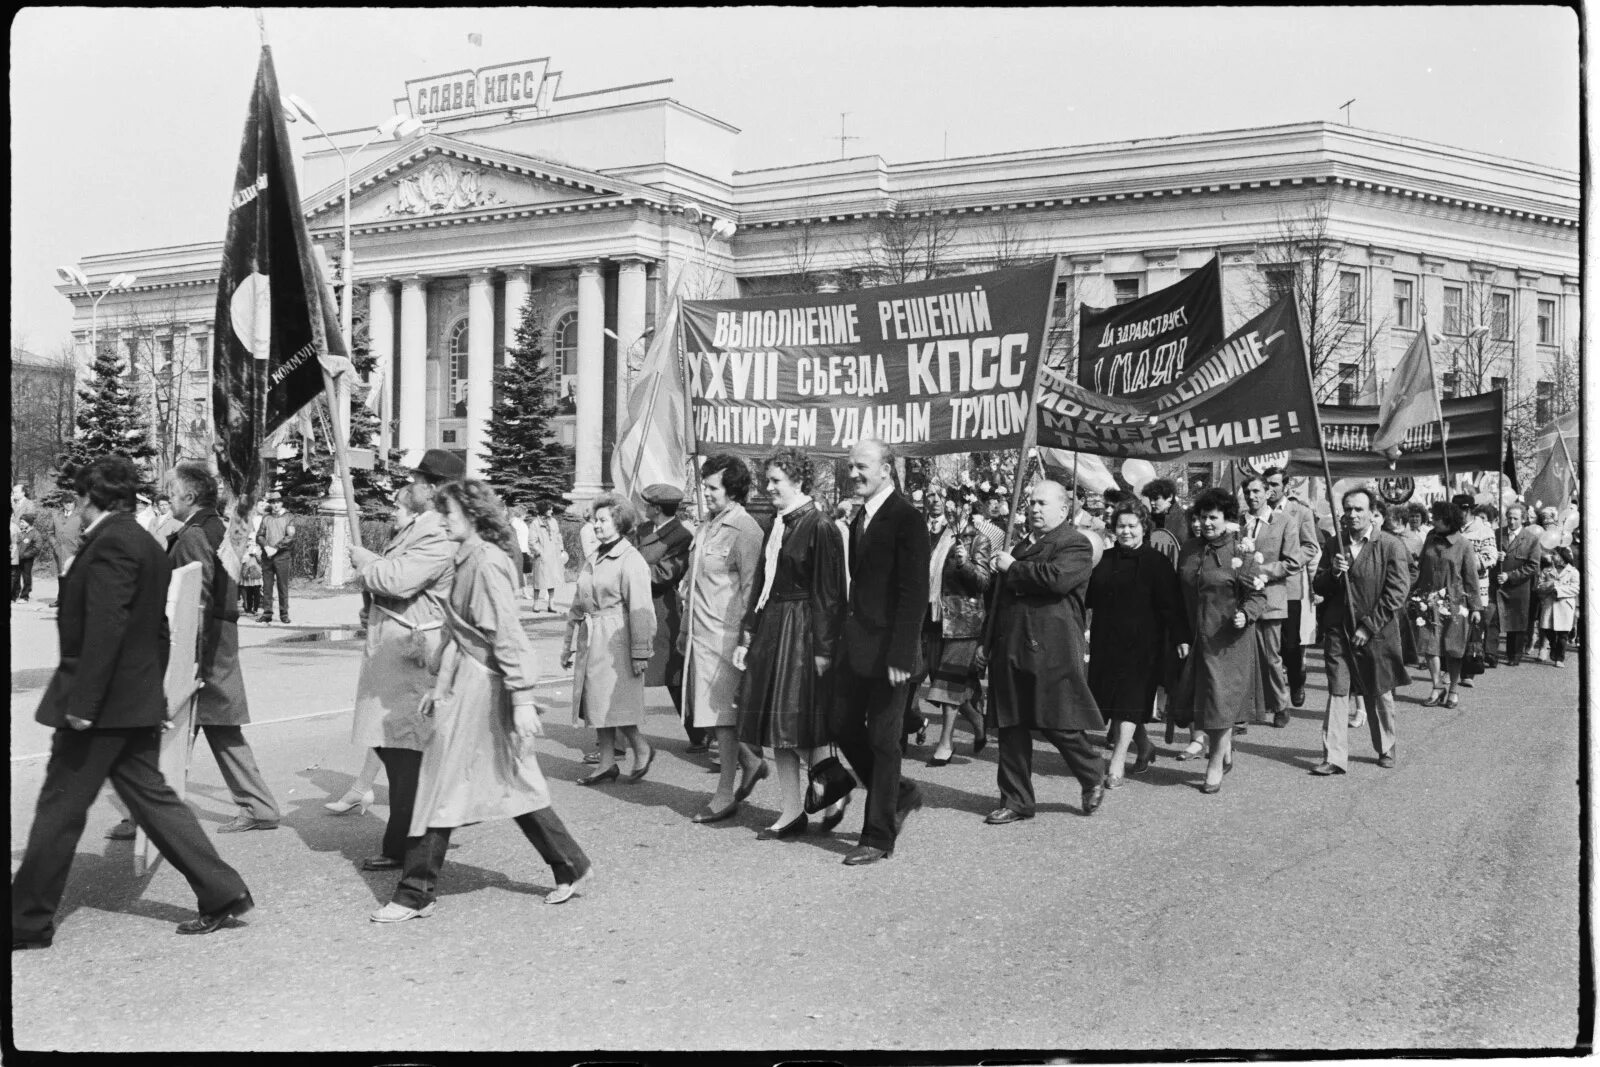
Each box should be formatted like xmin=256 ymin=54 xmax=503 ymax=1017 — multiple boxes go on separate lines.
xmin=842 ymin=845 xmax=891 ymax=866
xmin=176 ymin=892 xmax=254 ymax=935
xmin=985 ymin=807 xmax=1033 ymax=825
xmin=1310 ymin=762 xmax=1346 ymax=776
xmin=1291 ymin=686 xmax=1306 ymax=708
xmin=217 ymin=815 xmax=277 ymax=833
xmin=1377 ymin=750 xmax=1396 ymax=769
xmin=1081 ymin=783 xmax=1106 ymax=815
xmin=361 ymin=855 xmax=403 ymax=871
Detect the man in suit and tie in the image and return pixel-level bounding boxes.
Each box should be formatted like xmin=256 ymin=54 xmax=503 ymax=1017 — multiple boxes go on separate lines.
xmin=1242 ymin=474 xmax=1311 ymax=728
xmin=984 ymin=479 xmax=1108 ymax=824
xmin=12 ymin=455 xmax=254 ymax=949
xmin=834 ymin=438 xmax=930 ymax=867
xmin=1310 ymin=485 xmax=1410 ymax=775
xmin=1262 ymin=467 xmax=1321 ymax=709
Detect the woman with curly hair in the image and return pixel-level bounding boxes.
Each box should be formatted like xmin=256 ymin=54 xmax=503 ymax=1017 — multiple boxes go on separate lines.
xmin=1412 ymin=500 xmax=1481 ymax=708
xmin=372 ymin=479 xmax=591 ymax=922
xmin=1173 ymin=488 xmax=1267 ymax=794
xmin=562 ymin=492 xmax=658 ymax=785
xmin=733 ymin=449 xmax=846 ymax=838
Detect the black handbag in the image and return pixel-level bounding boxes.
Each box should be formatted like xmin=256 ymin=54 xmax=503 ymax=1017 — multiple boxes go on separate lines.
xmin=939 ymin=595 xmax=985 ymax=640
xmin=805 ymin=748 xmax=856 ymax=814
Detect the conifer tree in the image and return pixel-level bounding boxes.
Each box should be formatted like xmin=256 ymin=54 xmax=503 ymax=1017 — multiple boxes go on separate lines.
xmin=55 ymin=344 xmax=157 ymax=491
xmin=481 ymin=299 xmax=572 ymax=505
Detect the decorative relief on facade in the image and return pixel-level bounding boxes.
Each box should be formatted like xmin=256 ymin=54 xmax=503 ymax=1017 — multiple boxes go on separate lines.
xmin=383 ymin=161 xmax=507 ymax=217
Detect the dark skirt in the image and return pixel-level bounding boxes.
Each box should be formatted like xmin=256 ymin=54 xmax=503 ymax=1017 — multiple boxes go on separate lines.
xmin=1414 ymin=611 xmax=1470 ymax=660
xmin=922 ymin=627 xmax=980 ymax=708
xmin=737 ymin=598 xmax=832 ymax=750
xmin=1091 ymin=668 xmax=1161 ymax=724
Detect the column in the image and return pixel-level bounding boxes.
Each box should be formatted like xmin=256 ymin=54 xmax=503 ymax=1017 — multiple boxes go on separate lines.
xmin=465 ymin=271 xmax=495 ymax=476
xmin=502 ymin=266 xmax=531 ymax=366
xmin=615 ymin=259 xmax=648 ymax=430
xmin=398 ymin=276 xmax=429 ymax=454
xmin=572 ymin=262 xmax=605 ymax=501
xmin=367 ymin=281 xmax=395 ymax=455
xmin=1142 ymin=249 xmax=1181 ymax=295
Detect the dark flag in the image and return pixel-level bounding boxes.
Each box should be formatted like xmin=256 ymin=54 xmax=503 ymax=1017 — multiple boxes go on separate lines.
xmin=1503 ymin=433 xmax=1521 ymax=493
xmin=211 ymin=46 xmax=345 ymax=501
xmin=1076 ymin=256 xmax=1224 ymax=397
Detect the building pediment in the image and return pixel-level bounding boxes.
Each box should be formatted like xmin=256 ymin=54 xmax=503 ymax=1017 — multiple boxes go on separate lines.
xmin=305 ymin=135 xmax=655 ymax=229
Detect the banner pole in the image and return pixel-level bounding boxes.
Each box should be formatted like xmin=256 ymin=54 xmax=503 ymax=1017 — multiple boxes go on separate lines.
xmin=1000 ymin=255 xmax=1064 ymax=552
xmin=1420 ymin=315 xmax=1453 ymax=489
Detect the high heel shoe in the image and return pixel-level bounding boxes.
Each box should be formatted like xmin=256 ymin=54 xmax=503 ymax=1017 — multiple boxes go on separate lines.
xmin=1130 ymin=749 xmax=1158 ymax=776
xmin=324 ymin=787 xmax=375 ymax=815
xmin=577 ymin=765 xmax=620 ymax=786
xmin=1422 ymin=688 xmax=1447 ymax=707
xmin=1176 ymin=740 xmax=1206 ymax=761
xmin=959 ymin=702 xmax=988 ymax=754
xmin=757 ymin=813 xmax=808 ymax=840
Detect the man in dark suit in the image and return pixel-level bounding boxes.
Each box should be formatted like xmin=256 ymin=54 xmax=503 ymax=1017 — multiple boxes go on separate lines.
xmin=12 ymin=455 xmax=253 ymax=949
xmin=985 ymin=479 xmax=1108 ymax=824
xmin=167 ymin=463 xmax=280 ymax=832
xmin=636 ymin=484 xmax=698 ymax=747
xmin=1310 ymin=485 xmax=1410 ymax=775
xmin=834 ymin=438 xmax=930 ymax=866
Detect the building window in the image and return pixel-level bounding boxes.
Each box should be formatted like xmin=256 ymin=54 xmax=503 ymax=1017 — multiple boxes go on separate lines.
xmin=1537 ymin=298 xmax=1557 ymax=345
xmin=1392 ymin=278 xmax=1414 ymax=329
xmin=1264 ymin=268 xmax=1295 ymax=301
xmin=1337 ymin=361 xmax=1359 ymax=406
xmin=1441 ymin=371 xmax=1459 ymax=400
xmin=446 ymin=317 xmax=469 ymax=411
xmin=552 ymin=310 xmax=578 ymax=379
xmin=1491 ymin=375 xmax=1508 ymax=396
xmin=1338 ymin=272 xmax=1362 ymax=322
xmin=158 ymin=336 xmax=174 ymax=371
xmin=1535 ymin=380 xmax=1554 ymax=426
xmin=1111 ymin=278 xmax=1141 ymax=305
xmin=1490 ymin=292 xmax=1511 ymax=341
xmin=1442 ymin=286 xmax=1464 ymax=335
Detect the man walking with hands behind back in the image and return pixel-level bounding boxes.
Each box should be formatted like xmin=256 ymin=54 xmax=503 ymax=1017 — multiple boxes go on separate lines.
xmin=256 ymin=493 xmax=296 ymax=624
xmin=167 ymin=463 xmax=281 ymax=832
xmin=12 ymin=455 xmax=253 ymax=949
xmin=833 ymin=439 xmax=930 ymax=867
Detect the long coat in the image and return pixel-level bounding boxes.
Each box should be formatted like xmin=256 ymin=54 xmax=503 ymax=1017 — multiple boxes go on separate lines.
xmin=1175 ymin=531 xmax=1268 ymax=731
xmin=636 ymin=517 xmax=693 ymax=688
xmin=564 ymin=538 xmax=656 ymax=728
xmin=528 ymin=516 xmax=565 ymax=589
xmin=36 ymin=512 xmax=172 ymax=730
xmin=1312 ymin=528 xmax=1411 ymax=696
xmin=1086 ymin=543 xmax=1188 ymax=722
xmin=986 ymin=520 xmax=1103 ymax=732
xmin=1413 ymin=531 xmax=1481 ymax=659
xmin=351 ymin=510 xmax=455 ymax=751
xmin=679 ymin=503 xmax=764 ymax=730
xmin=1538 ymin=563 xmax=1579 ymax=631
xmin=1497 ymin=524 xmax=1545 ymax=632
xmin=409 ymin=537 xmax=551 ymax=834
xmin=168 ymin=507 xmax=249 ymax=726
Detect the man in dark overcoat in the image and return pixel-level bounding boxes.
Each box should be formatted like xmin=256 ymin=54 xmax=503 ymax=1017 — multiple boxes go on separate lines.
xmin=1310 ymin=485 xmax=1409 ymax=775
xmin=834 ymin=438 xmax=930 ymax=866
xmin=985 ymin=479 xmax=1107 ymax=823
xmin=12 ymin=455 xmax=253 ymax=948
xmin=167 ymin=463 xmax=280 ymax=832
xmin=1497 ymin=506 xmax=1545 ymax=665
xmin=635 ymin=484 xmax=698 ymax=746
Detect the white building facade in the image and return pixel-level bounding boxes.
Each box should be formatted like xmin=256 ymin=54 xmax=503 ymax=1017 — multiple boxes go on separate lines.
xmin=61 ymin=60 xmax=1579 ymax=501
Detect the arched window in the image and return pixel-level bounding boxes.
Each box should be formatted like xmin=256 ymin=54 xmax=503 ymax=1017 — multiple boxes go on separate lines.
xmin=447 ymin=317 xmax=469 ymax=413
xmin=551 ymin=310 xmax=578 ymax=378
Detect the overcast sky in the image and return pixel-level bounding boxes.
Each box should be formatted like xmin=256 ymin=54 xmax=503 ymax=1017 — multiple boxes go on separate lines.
xmin=9 ymin=6 xmax=1579 ymax=351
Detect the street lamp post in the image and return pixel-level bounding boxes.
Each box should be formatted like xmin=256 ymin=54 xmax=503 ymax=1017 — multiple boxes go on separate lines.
xmin=282 ymin=97 xmax=425 ymax=586
xmin=55 ymin=266 xmax=137 ymax=379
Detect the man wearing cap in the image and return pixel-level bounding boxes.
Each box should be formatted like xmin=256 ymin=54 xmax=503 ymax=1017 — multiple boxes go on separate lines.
xmin=635 ymin=484 xmax=699 ymax=748
xmin=255 ymin=495 xmax=296 ymax=625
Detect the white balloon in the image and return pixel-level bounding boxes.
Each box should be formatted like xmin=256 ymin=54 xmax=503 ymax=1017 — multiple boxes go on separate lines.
xmin=1120 ymin=458 xmax=1158 ymax=491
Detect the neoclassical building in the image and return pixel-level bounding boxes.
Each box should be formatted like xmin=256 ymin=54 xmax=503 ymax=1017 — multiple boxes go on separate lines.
xmin=62 ymin=57 xmax=1579 ymax=502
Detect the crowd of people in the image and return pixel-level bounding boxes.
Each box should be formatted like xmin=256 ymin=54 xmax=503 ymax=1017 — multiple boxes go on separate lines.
xmin=8 ymin=444 xmax=1582 ymax=945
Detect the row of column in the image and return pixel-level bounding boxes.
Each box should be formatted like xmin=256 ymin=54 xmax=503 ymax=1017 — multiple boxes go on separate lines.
xmin=363 ymin=259 xmax=651 ymax=489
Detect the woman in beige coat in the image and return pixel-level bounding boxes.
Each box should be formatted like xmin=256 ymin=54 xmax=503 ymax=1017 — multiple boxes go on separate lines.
xmin=372 ymin=479 xmax=592 ymax=922
xmin=342 ymin=482 xmax=454 ymax=870
xmin=563 ymin=492 xmax=657 ymax=786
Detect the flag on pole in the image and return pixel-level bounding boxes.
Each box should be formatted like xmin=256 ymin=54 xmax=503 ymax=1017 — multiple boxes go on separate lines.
xmin=1370 ymin=327 xmax=1441 ymax=466
xmin=1037 ymin=448 xmax=1118 ymax=493
xmin=610 ymin=298 xmax=689 ymax=502
xmin=211 ymin=46 xmax=347 ymax=502
xmin=1526 ymin=410 xmax=1579 ymax=510
xmin=1502 ymin=433 xmax=1521 ymax=493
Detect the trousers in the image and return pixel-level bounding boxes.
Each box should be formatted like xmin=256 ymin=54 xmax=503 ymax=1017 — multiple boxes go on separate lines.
xmin=12 ymin=727 xmax=248 ymax=942
xmin=196 ymin=725 xmax=280 ymax=821
xmin=832 ymin=672 xmax=919 ymax=851
xmin=1283 ymin=599 xmax=1307 ymax=691
xmin=259 ymin=553 xmax=290 ymax=619
xmin=1321 ymin=691 xmax=1395 ymax=769
xmin=996 ymin=725 xmax=1105 ymax=816
xmin=1257 ymin=618 xmax=1289 ymax=717
xmin=392 ymin=808 xmax=589 ymax=910
xmin=374 ymin=747 xmax=423 ymax=862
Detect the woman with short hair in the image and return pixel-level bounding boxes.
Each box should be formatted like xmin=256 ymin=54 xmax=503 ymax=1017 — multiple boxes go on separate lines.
xmin=372 ymin=479 xmax=591 ymax=921
xmin=562 ymin=492 xmax=658 ymax=786
xmin=1537 ymin=546 xmax=1579 ymax=668
xmin=1411 ymin=500 xmax=1482 ymax=708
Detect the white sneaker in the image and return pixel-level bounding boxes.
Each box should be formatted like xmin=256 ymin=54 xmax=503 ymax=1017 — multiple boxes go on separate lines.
xmin=369 ymin=901 xmax=435 ymax=923
xmin=1349 ymin=712 xmax=1367 ymax=730
xmin=546 ymin=866 xmax=595 ymax=905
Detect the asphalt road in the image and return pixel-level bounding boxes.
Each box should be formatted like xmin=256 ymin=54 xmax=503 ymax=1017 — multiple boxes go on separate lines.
xmin=8 ymin=581 xmax=1585 ymax=1054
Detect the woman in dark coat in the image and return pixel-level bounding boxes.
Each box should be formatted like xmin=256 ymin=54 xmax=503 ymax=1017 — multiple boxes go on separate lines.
xmin=916 ymin=488 xmax=993 ymax=766
xmin=1088 ymin=500 xmax=1188 ymax=788
xmin=1412 ymin=500 xmax=1482 ymax=708
xmin=1174 ymin=488 xmax=1267 ymax=795
xmin=733 ymin=449 xmax=846 ymax=838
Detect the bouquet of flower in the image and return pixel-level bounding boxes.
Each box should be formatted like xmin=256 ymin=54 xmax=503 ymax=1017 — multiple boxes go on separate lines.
xmin=1408 ymin=588 xmax=1457 ymax=629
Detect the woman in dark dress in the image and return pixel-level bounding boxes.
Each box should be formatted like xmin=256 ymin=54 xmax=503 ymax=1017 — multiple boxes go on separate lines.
xmin=918 ymin=488 xmax=992 ymax=766
xmin=1412 ymin=500 xmax=1481 ymax=709
xmin=733 ymin=449 xmax=846 ymax=838
xmin=1174 ymin=488 xmax=1267 ymax=795
xmin=1088 ymin=500 xmax=1188 ymax=788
